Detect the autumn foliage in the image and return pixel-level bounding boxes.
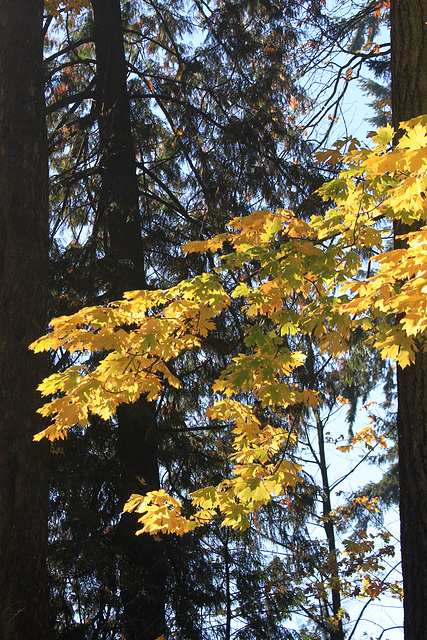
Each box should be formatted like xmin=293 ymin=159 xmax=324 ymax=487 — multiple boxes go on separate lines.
xmin=31 ymin=115 xmax=426 ymax=538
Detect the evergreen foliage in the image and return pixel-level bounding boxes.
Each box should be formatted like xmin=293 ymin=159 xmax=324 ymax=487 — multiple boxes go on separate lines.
xmin=7 ymin=1 xmax=403 ymax=638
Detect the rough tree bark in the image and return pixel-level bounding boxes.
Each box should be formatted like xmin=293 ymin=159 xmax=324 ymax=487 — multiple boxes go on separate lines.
xmin=91 ymin=1 xmax=166 ymax=638
xmin=0 ymin=1 xmax=49 ymax=639
xmin=391 ymin=0 xmax=427 ymax=638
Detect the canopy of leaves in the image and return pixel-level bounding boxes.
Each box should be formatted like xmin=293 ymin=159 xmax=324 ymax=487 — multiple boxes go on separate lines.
xmin=39 ymin=2 xmax=402 ymax=636
xmin=32 ymin=115 xmax=426 ymax=537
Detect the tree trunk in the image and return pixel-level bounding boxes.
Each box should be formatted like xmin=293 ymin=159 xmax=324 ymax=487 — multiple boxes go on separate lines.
xmin=91 ymin=0 xmax=144 ymax=295
xmin=0 ymin=2 xmax=49 ymax=639
xmin=315 ymin=409 xmax=344 ymax=640
xmin=92 ymin=2 xmax=166 ymax=637
xmin=391 ymin=1 xmax=427 ymax=638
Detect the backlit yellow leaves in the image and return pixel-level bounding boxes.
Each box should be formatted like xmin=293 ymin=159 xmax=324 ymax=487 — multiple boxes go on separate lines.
xmin=336 ymin=426 xmax=387 ymax=453
xmin=31 ymin=277 xmax=230 ymax=441
xmin=311 ymin=115 xmax=427 ymax=367
xmin=123 ymin=491 xmax=191 ymax=536
xmin=124 ymin=400 xmax=302 ymax=535
xmin=30 ymin=115 xmax=427 ymax=535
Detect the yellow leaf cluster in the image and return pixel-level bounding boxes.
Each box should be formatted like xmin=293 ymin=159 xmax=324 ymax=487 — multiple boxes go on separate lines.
xmin=312 ymin=115 xmax=427 ymax=367
xmin=123 ymin=398 xmax=302 ymax=535
xmin=337 ymin=426 xmax=387 ymax=453
xmin=30 ymin=115 xmax=427 ymax=534
xmin=31 ymin=277 xmax=230 ymax=441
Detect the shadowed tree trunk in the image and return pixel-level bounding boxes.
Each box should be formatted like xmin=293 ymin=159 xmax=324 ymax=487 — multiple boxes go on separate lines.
xmin=391 ymin=0 xmax=427 ymax=637
xmin=92 ymin=1 xmax=166 ymax=637
xmin=0 ymin=1 xmax=49 ymax=639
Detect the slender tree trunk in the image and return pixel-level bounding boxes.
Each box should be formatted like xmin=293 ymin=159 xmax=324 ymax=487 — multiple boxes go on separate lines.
xmin=391 ymin=1 xmax=427 ymax=638
xmin=92 ymin=2 xmax=166 ymax=637
xmin=315 ymin=409 xmax=344 ymax=640
xmin=223 ymin=529 xmax=232 ymax=640
xmin=0 ymin=2 xmax=49 ymax=639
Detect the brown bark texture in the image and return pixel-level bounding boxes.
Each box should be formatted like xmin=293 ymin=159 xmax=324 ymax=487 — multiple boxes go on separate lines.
xmin=92 ymin=1 xmax=166 ymax=637
xmin=0 ymin=1 xmax=49 ymax=639
xmin=391 ymin=1 xmax=427 ymax=638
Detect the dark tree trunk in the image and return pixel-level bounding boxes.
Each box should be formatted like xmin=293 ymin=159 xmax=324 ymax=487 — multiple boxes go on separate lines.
xmin=391 ymin=0 xmax=427 ymax=126
xmin=0 ymin=1 xmax=49 ymax=639
xmin=391 ymin=1 xmax=427 ymax=638
xmin=92 ymin=2 xmax=166 ymax=638
xmin=91 ymin=0 xmax=144 ymax=295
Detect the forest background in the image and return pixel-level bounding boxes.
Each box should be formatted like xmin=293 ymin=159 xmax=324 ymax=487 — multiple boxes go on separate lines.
xmin=0 ymin=1 xmax=425 ymax=640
